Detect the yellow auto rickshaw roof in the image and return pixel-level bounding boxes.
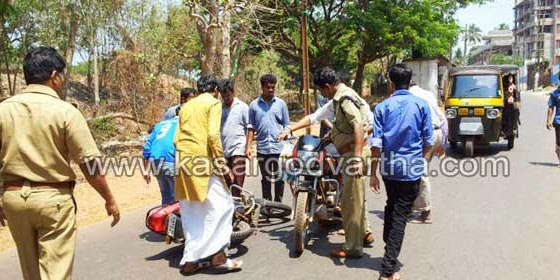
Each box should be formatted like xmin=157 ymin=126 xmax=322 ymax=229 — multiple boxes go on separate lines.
xmin=450 ymin=65 xmax=519 ymax=76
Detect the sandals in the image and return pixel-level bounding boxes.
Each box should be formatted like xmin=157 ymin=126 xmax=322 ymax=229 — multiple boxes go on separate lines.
xmin=181 ymin=253 xmax=243 ymax=276
xmin=213 ymin=258 xmax=243 ymax=274
xmin=378 ymin=272 xmax=402 ymax=280
xmin=330 ymin=248 xmax=362 ymax=259
xmin=363 ymin=232 xmax=375 ymax=245
xmin=181 ymin=260 xmax=212 ymax=276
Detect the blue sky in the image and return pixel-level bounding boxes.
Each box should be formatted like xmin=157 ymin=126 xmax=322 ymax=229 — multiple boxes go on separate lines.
xmin=455 ymin=0 xmax=515 ymax=35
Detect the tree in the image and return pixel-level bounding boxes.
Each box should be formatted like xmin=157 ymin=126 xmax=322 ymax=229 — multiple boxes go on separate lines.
xmin=461 ymin=24 xmax=482 ymax=64
xmin=489 ymin=53 xmax=523 ymax=66
xmin=498 ymin=23 xmax=510 ymax=30
xmin=185 ymin=0 xmax=270 ymax=78
xmin=349 ymin=0 xmax=476 ymax=94
xmin=454 ymin=48 xmax=463 ymax=65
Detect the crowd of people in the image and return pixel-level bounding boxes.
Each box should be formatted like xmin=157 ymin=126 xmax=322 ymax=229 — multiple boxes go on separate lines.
xmin=142 ymin=64 xmax=444 ymax=279
xmin=1 ymin=47 xmax=559 ymax=280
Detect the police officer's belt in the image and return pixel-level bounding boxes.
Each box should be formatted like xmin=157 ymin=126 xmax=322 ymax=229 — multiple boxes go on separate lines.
xmin=3 ymin=180 xmax=75 ymax=191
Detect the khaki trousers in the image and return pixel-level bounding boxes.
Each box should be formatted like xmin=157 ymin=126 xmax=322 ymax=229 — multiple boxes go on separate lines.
xmin=340 ymin=149 xmax=371 ymax=257
xmin=2 ymin=186 xmax=77 ymax=280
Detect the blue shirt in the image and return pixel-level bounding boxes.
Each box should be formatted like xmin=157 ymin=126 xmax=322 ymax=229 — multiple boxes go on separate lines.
xmin=221 ymin=98 xmax=249 ymax=158
xmin=143 ymin=117 xmax=178 ymax=163
xmin=548 ymin=88 xmax=560 ymax=125
xmin=248 ymin=96 xmax=290 ymax=155
xmin=371 ymin=89 xmax=434 ymax=181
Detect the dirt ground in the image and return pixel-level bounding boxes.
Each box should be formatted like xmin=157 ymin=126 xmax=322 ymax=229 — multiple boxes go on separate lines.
xmin=0 ymin=171 xmax=161 ymax=252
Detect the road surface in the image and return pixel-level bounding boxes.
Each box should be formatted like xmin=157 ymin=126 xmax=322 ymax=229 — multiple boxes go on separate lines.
xmin=1 ymin=91 xmax=559 ymax=279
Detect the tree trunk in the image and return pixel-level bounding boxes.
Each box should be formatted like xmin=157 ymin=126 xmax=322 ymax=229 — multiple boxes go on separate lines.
xmin=93 ymin=44 xmax=100 ymax=105
xmin=62 ymin=7 xmax=80 ymax=100
xmin=463 ymin=25 xmax=468 ymax=65
xmin=220 ymin=5 xmax=232 ymax=78
xmin=200 ymin=28 xmax=217 ymax=76
xmin=353 ymin=57 xmax=367 ymax=96
xmin=3 ymin=54 xmax=12 ymax=96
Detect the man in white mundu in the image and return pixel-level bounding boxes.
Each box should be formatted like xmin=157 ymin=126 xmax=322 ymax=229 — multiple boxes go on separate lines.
xmin=174 ymin=75 xmax=242 ymax=275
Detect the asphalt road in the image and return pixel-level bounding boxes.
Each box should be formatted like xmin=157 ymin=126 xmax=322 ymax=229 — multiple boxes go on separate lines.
xmin=1 ymin=91 xmax=559 ymax=279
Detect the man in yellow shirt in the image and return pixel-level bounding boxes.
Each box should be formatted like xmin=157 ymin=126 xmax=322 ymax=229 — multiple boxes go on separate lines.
xmin=0 ymin=47 xmax=120 ymax=280
xmin=175 ymin=75 xmax=242 ymax=275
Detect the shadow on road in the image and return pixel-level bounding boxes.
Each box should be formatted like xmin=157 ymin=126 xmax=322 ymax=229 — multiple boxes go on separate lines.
xmin=529 ymin=161 xmax=560 ymax=168
xmin=264 ymin=221 xmax=381 ymax=272
xmin=445 ymin=143 xmax=509 ymax=159
xmin=144 ymin=243 xmax=249 ymax=271
xmin=144 ymin=245 xmax=183 ymax=269
xmin=257 ymin=217 xmax=291 ymax=228
xmin=139 ymin=231 xmax=165 ymax=243
xmin=369 ymin=210 xmax=385 ymax=221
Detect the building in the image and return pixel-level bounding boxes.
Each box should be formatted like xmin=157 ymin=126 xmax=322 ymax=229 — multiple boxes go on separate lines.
xmin=513 ymin=0 xmax=560 ymax=65
xmin=470 ymin=29 xmax=514 ymax=65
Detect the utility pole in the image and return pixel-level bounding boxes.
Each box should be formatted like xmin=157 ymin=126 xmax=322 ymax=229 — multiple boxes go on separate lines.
xmin=301 ymin=0 xmax=311 ymax=134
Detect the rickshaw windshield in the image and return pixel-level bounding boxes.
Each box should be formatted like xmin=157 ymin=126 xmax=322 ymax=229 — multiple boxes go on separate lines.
xmin=451 ymin=75 xmax=500 ymax=98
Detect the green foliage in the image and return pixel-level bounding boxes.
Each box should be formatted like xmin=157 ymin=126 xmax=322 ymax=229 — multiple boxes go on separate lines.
xmin=498 ymin=23 xmax=510 ymax=31
xmin=91 ymin=117 xmax=115 ymax=135
xmin=237 ymin=50 xmax=289 ymax=101
xmin=489 ymin=54 xmax=523 ymax=67
xmin=73 ymin=61 xmax=90 ymax=76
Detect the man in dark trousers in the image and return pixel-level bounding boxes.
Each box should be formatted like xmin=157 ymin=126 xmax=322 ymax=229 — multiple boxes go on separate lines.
xmin=369 ymin=64 xmax=434 ymax=280
xmin=246 ymin=74 xmax=290 ymax=202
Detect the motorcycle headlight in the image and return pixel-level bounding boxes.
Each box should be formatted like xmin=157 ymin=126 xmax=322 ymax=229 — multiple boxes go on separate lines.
xmin=486 ymin=109 xmax=499 ymax=119
xmin=445 ymin=108 xmax=457 ymax=119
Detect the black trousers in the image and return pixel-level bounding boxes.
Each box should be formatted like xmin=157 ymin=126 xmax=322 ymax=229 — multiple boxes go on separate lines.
xmin=257 ymin=153 xmax=284 ymax=202
xmin=381 ymin=178 xmax=420 ymax=277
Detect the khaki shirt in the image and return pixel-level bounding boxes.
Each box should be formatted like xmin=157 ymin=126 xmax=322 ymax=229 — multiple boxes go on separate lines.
xmin=331 ymin=84 xmax=369 ymax=150
xmin=0 ymin=84 xmax=101 ymax=183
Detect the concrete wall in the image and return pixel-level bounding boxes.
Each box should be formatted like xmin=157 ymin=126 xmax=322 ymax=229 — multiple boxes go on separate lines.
xmin=406 ymin=60 xmax=439 ymax=98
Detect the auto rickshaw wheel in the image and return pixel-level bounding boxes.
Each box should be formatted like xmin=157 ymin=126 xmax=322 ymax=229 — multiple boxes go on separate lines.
xmin=507 ymin=135 xmax=515 ymax=150
xmin=464 ymin=138 xmax=474 ymax=157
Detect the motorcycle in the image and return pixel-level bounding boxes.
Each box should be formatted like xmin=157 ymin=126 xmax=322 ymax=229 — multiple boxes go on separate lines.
xmin=145 ymin=185 xmax=292 ymax=246
xmin=284 ymin=135 xmax=342 ymax=254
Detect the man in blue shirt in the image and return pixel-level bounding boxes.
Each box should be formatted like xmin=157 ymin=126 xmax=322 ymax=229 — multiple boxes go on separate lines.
xmin=246 ymin=74 xmax=290 ymax=202
xmin=143 ymin=108 xmax=180 ymax=205
xmin=547 ymin=77 xmax=560 ymax=167
xmin=369 ymin=64 xmax=434 ymax=280
xmin=219 ymin=79 xmax=250 ymax=197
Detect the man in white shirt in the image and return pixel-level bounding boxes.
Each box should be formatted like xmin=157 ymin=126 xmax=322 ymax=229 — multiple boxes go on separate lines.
xmin=408 ymin=84 xmax=447 ymax=224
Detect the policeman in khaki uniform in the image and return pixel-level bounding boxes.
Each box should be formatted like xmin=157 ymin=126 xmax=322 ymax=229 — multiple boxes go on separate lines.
xmin=278 ymin=67 xmax=373 ymax=258
xmin=0 ymin=47 xmax=120 ymax=280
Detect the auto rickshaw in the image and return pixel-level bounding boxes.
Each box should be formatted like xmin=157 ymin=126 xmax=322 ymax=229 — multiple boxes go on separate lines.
xmin=444 ymin=65 xmax=520 ymax=157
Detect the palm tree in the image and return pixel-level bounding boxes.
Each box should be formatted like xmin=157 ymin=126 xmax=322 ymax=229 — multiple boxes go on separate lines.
xmin=461 ymin=24 xmax=483 ymax=64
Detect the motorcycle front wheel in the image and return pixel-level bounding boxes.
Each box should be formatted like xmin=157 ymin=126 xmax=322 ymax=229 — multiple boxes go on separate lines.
xmin=293 ymin=191 xmax=309 ymax=255
xmin=255 ymin=198 xmax=292 ymax=219
xmin=230 ymin=220 xmax=254 ymax=245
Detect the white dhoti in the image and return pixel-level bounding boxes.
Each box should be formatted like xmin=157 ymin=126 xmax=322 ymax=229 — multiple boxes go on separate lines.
xmin=413 ymin=129 xmax=443 ymax=212
xmin=179 ymin=176 xmax=234 ymax=266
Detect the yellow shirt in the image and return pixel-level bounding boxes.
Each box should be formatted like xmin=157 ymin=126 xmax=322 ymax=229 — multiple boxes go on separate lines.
xmin=0 ymin=84 xmax=101 ymax=183
xmin=174 ymin=92 xmax=226 ymax=202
